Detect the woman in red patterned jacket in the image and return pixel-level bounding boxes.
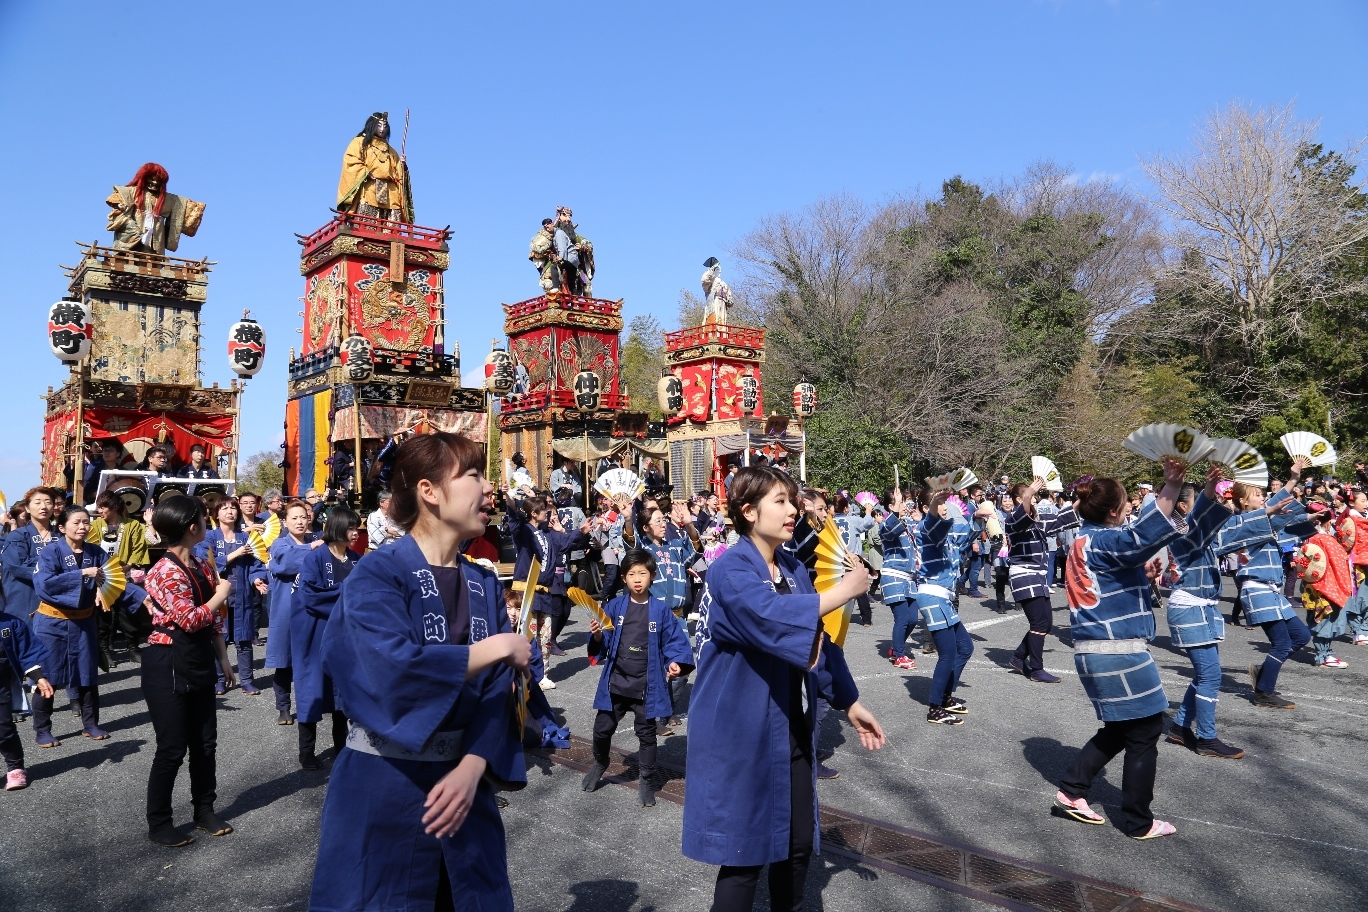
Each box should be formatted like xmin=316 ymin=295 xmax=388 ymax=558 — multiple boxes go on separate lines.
xmin=141 ymin=494 xmax=237 ymax=847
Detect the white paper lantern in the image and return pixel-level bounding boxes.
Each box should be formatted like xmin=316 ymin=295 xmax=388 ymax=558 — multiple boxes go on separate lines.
xmin=657 ymin=374 xmax=684 ymax=415
xmin=573 ymin=370 xmax=601 ymax=412
xmin=228 ymin=316 xmax=267 ymax=378
xmin=740 ymin=374 xmax=759 ymax=414
xmin=339 ymin=333 xmax=375 ymax=383
xmin=48 ymin=300 xmax=93 ymax=365
xmin=484 ymin=347 xmax=515 ymax=394
xmin=793 ymin=382 xmax=817 ymax=418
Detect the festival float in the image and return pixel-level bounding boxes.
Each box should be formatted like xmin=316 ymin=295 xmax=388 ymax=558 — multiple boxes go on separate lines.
xmin=496 ymin=207 xmax=660 ymax=496
xmin=40 ymin=162 xmax=245 ymax=509
xmin=283 ymin=112 xmax=486 ymax=504
xmin=662 ymin=256 xmax=805 ymax=497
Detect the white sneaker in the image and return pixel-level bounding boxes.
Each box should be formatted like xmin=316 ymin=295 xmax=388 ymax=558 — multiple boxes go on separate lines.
xmin=539 ymin=677 xmax=557 ymax=690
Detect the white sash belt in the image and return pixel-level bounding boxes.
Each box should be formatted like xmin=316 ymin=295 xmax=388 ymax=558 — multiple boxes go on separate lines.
xmin=346 ymin=724 xmax=465 ymax=762
xmin=1074 ymin=638 xmax=1148 ymax=655
xmin=918 ymin=583 xmax=953 ymax=600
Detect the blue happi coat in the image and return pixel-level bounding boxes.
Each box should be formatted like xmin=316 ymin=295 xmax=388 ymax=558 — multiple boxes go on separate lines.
xmin=1167 ymin=496 xmax=1271 ymax=648
xmin=877 ymin=513 xmax=917 ymax=605
xmin=1233 ymin=489 xmax=1317 ymax=624
xmin=1066 ymin=503 xmax=1180 ymax=721
xmin=684 ymin=536 xmax=858 ymax=867
xmin=34 ymin=539 xmax=147 ymax=688
xmin=914 ymin=507 xmax=972 ymax=631
xmin=835 ymin=512 xmax=875 ymax=554
xmin=292 ymin=546 xmax=359 ymax=724
xmin=313 ymin=535 xmax=524 ymax=912
xmin=506 ymin=500 xmax=586 ymax=613
xmin=195 ymin=528 xmax=267 ymax=644
xmin=1 ymin=609 xmax=49 ymax=713
xmin=2 ymin=524 xmax=53 ymax=622
xmin=264 ymin=535 xmax=314 ymax=670
xmin=638 ymin=532 xmax=698 ymax=614
xmin=1006 ymin=502 xmax=1063 ymax=601
xmin=588 ymin=592 xmax=694 ymax=719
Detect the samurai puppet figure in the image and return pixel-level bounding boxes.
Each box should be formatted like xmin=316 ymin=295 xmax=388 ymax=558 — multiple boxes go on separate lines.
xmin=337 ymin=112 xmax=414 ymax=224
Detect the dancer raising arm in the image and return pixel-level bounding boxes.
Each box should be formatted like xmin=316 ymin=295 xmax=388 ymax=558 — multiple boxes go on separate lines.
xmin=1053 ymin=458 xmax=1185 ymax=840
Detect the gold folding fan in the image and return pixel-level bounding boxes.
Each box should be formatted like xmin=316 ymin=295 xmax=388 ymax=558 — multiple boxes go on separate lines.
xmin=812 ymin=518 xmax=852 ymax=647
xmin=568 ymin=586 xmax=614 ymax=630
xmin=99 ymin=555 xmax=127 ymax=608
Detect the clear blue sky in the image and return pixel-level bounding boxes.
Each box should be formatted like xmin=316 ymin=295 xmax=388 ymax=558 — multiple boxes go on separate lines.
xmin=1 ymin=1 xmax=1363 ymax=501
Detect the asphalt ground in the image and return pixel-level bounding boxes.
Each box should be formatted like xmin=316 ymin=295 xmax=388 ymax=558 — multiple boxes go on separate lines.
xmin=0 ymin=578 xmax=1364 ymax=912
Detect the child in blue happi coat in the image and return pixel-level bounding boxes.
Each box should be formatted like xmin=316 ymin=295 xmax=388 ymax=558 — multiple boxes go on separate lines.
xmin=0 ymin=610 xmax=54 ymax=790
xmin=582 ymin=548 xmax=694 ymax=807
xmin=501 ymin=586 xmax=569 ymax=751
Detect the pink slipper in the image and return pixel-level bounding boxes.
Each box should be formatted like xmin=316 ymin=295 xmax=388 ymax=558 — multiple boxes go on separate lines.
xmin=5 ymin=769 xmax=28 ymax=791
xmin=1130 ymin=819 xmax=1176 ymax=840
xmin=1052 ymin=791 xmax=1104 ymax=824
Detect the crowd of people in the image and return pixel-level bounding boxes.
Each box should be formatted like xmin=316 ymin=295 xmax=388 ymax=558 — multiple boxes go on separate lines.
xmin=0 ymin=431 xmax=1365 ymax=911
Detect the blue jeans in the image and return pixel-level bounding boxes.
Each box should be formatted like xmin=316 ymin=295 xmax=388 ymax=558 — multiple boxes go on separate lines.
xmin=962 ymin=553 xmax=984 ymax=593
xmin=1256 ymin=616 xmax=1311 ymax=693
xmin=1172 ymin=644 xmax=1222 ymax=740
xmin=889 ymin=600 xmax=917 ymax=658
xmin=928 ymin=622 xmax=973 ymax=706
xmin=1044 ymin=550 xmax=1057 ymax=588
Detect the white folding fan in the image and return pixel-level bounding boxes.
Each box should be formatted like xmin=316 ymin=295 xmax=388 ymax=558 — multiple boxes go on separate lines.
xmin=1280 ymin=431 xmax=1337 ymax=468
xmin=1031 ymin=456 xmax=1064 ymax=492
xmin=1206 ymin=438 xmax=1269 ymax=488
xmin=924 ymin=472 xmax=955 ymax=492
xmin=593 ymin=467 xmax=645 ymax=501
xmin=1121 ymin=423 xmax=1215 ymax=466
xmin=949 ymin=467 xmax=979 ymax=492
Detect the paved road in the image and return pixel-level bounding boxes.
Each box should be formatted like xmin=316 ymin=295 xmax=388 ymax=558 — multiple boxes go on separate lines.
xmin=1 ymin=581 xmax=1364 ymax=911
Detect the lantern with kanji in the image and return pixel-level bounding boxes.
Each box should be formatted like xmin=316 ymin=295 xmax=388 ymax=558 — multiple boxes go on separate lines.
xmin=740 ymin=373 xmax=759 ymax=414
xmin=657 ymin=373 xmax=684 ymax=415
xmin=48 ymin=300 xmax=93 ymax=366
xmin=573 ymin=369 xmax=601 ymax=412
xmin=484 ymin=346 xmax=515 ymax=394
xmin=793 ymin=382 xmax=816 ymax=418
xmin=339 ymin=332 xmax=374 ymax=383
xmin=228 ymin=315 xmax=266 ymax=378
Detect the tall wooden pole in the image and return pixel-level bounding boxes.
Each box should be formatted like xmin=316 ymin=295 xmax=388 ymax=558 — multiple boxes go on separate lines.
xmin=228 ymin=380 xmax=243 ymax=480
xmin=352 ymin=385 xmax=363 ymax=501
xmin=73 ymin=364 xmax=86 ymax=498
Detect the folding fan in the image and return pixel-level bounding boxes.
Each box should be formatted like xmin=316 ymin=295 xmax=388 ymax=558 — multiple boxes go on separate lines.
xmin=1031 ymin=456 xmax=1064 ymax=492
xmin=567 ymin=586 xmax=614 ymax=630
xmin=594 ymin=467 xmax=646 ymax=501
xmin=99 ymin=555 xmax=127 ymax=608
xmin=1206 ymin=438 xmax=1269 ymax=488
xmin=516 ymin=558 xmax=542 ymax=640
xmin=247 ymin=530 xmax=270 ymax=563
xmin=924 ymin=472 xmax=955 ymax=493
xmin=812 ymin=518 xmax=853 ymax=647
xmin=854 ymin=492 xmax=878 ymax=512
xmin=260 ymin=512 xmax=282 ymax=547
xmin=1121 ymin=423 xmax=1215 ymax=466
xmin=1281 ymin=431 xmax=1337 ymax=468
xmin=949 ymin=467 xmax=979 ymax=492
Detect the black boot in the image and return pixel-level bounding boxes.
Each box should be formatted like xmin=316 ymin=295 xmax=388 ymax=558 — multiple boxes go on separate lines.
xmin=638 ymin=771 xmax=656 ymax=807
xmin=581 ymin=762 xmax=606 ymax=792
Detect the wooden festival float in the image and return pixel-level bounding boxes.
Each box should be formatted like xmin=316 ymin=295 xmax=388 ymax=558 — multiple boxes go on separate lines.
xmin=40 ymin=163 xmax=248 ymax=510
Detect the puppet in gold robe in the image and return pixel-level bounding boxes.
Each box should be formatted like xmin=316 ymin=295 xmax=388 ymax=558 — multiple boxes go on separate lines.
xmin=105 ymin=163 xmax=205 ymax=255
xmin=337 ymin=112 xmax=413 ymax=223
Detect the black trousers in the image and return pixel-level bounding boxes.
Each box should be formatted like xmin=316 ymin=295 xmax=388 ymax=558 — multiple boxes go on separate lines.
xmin=299 ymin=711 xmax=349 ymax=756
xmin=592 ymin=693 xmax=656 ymax=777
xmin=141 ymin=645 xmax=218 ymax=832
xmin=711 ymin=744 xmax=815 ymax=912
xmin=1059 ymin=711 xmax=1164 ymax=836
xmin=0 ymin=660 xmax=22 ymax=771
xmin=32 ymin=685 xmax=98 ymax=734
xmin=1012 ymin=595 xmax=1053 ymax=673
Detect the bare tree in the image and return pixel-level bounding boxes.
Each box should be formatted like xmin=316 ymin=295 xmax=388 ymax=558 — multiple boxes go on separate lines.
xmin=1142 ymin=102 xmax=1368 ymax=351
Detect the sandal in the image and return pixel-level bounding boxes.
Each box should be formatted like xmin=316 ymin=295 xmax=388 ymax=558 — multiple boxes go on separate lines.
xmin=1130 ymin=819 xmax=1176 ymax=840
xmin=1051 ymin=791 xmax=1104 ymax=825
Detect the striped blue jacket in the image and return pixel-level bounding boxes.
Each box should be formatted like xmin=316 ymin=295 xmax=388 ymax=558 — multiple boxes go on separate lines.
xmin=1068 ymin=503 xmax=1179 ymax=644
xmin=915 ymin=508 xmax=972 ymax=591
xmin=877 ymin=513 xmax=917 ymax=604
xmin=1006 ymin=502 xmax=1063 ymax=600
xmin=1234 ymin=489 xmax=1316 ymax=586
xmin=1170 ymin=496 xmax=1273 ymax=601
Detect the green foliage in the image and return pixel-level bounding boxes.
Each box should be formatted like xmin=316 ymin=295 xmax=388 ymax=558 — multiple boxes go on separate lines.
xmin=235 ymin=449 xmax=283 ymax=495
xmin=802 ymin=408 xmax=912 ymax=495
xmin=620 ymin=313 xmax=666 ymax=419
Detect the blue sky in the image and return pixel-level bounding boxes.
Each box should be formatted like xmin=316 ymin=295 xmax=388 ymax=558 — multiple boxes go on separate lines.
xmin=0 ymin=1 xmax=1363 ymax=500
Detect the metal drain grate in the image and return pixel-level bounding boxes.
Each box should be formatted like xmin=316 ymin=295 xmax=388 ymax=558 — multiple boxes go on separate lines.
xmin=535 ymin=737 xmax=1216 ymax=912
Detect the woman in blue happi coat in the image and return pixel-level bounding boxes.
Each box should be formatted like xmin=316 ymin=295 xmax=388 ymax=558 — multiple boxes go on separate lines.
xmin=1053 ymin=459 xmax=1185 ymax=840
xmin=684 ymin=466 xmax=885 ymax=912
xmin=1231 ymin=458 xmax=1319 ymax=709
xmin=582 ymin=548 xmax=694 ymax=807
xmin=504 ymin=491 xmax=589 ymax=661
xmin=32 ymin=504 xmax=146 ymax=745
xmin=1005 ymin=476 xmax=1067 ymax=683
xmin=916 ymin=489 xmax=995 ymax=725
xmin=264 ymin=500 xmax=320 ymax=725
xmin=195 ymin=498 xmax=269 ymax=696
xmin=312 ymin=432 xmax=530 ymax=912
xmin=1165 ymin=469 xmax=1294 ymax=758
xmin=2 ymin=487 xmax=58 ymax=627
xmin=877 ymin=488 xmax=919 ymax=669
xmin=292 ymin=506 xmax=361 ymax=771
xmin=628 ymin=500 xmax=701 ymax=616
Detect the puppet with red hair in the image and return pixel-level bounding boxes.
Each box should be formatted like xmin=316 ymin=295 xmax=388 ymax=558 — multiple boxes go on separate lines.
xmin=104 ymin=162 xmax=204 ymax=255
